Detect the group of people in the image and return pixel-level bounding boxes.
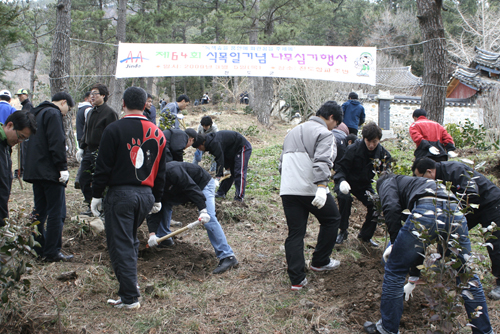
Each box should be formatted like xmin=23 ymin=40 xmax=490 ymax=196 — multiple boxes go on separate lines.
xmin=1 ymin=87 xmax=498 ymax=330
xmin=280 ymin=95 xmax=498 ymax=334
xmin=0 ymin=84 xmax=254 ymax=309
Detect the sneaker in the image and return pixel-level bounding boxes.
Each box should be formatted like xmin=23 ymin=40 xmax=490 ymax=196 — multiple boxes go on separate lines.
xmin=107 ymin=298 xmax=140 ymax=309
xmin=310 ymin=258 xmax=341 ymax=272
xmin=215 ymin=193 xmax=226 ymax=199
xmin=359 ymin=236 xmax=379 ymax=248
xmin=157 ymin=238 xmax=175 ymax=248
xmin=488 ymin=285 xmax=500 ymax=300
xmin=363 ymin=321 xmax=381 ymax=334
xmin=336 ymin=230 xmax=348 ymax=244
xmin=213 ymin=256 xmax=238 ymax=274
xmin=291 ymin=278 xmax=308 ymax=291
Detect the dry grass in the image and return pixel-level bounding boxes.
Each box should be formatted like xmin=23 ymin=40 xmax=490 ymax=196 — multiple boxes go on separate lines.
xmin=2 ymin=105 xmax=500 ymax=334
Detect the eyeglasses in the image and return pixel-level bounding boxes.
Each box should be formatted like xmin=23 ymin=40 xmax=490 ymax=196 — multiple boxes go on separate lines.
xmin=90 ymin=92 xmax=101 ymax=96
xmin=16 ymin=130 xmax=29 ymax=142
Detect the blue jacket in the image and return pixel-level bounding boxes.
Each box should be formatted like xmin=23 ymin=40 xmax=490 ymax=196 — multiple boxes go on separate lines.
xmin=342 ymin=100 xmax=365 ymax=130
xmin=0 ymin=102 xmax=17 ymax=124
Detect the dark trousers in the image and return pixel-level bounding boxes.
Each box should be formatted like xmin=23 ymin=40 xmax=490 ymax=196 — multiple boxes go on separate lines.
xmin=348 ymin=127 xmax=358 ymax=135
xmin=335 ymin=183 xmax=376 ymax=240
xmin=104 ymin=185 xmax=154 ymax=304
xmin=79 ymin=150 xmax=97 ymax=203
xmin=282 ymin=194 xmax=341 ymax=285
xmin=467 ymin=202 xmax=500 ymax=285
xmin=217 ymin=142 xmax=252 ymax=201
xmin=32 ymin=181 xmax=66 ymax=259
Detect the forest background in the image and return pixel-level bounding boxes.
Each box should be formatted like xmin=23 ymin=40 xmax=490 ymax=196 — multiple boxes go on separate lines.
xmin=1 ymin=0 xmax=500 ymax=130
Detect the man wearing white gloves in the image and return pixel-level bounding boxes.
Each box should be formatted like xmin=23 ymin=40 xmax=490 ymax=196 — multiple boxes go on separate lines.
xmin=91 ymin=87 xmax=167 ymax=309
xmin=333 ymin=122 xmax=391 ymax=246
xmin=279 ymin=101 xmax=343 ymax=291
xmin=364 ymin=173 xmax=493 ymax=334
xmin=147 ymin=161 xmax=238 ymax=274
xmin=24 ymin=92 xmax=75 ymax=262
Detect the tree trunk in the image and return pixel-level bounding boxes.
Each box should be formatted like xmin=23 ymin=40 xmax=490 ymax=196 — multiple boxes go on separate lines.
xmin=249 ymin=0 xmax=259 ymax=112
xmin=233 ymin=76 xmax=239 ymax=105
xmin=30 ymin=38 xmax=39 ymax=100
xmin=170 ymin=77 xmax=176 ymax=102
xmin=110 ymin=0 xmax=127 ymax=115
xmin=147 ymin=77 xmax=154 ymax=95
xmin=50 ymin=0 xmax=74 ymax=156
xmin=416 ymin=0 xmax=447 ymax=124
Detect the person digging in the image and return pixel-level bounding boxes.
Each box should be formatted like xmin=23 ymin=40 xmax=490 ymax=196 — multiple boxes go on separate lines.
xmin=147 ymin=161 xmax=238 ymax=274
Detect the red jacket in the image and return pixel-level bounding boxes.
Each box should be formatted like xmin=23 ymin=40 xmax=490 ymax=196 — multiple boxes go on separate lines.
xmin=409 ymin=116 xmax=454 ymax=147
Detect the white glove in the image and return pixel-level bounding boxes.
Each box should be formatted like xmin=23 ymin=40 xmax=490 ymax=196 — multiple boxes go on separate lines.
xmin=198 ymin=208 xmax=210 ymax=224
xmin=76 ymin=149 xmax=84 ymax=163
xmin=383 ymin=245 xmax=393 ymax=262
xmin=448 ymin=151 xmax=458 ymax=158
xmin=339 ymin=181 xmax=351 ymax=195
xmin=59 ymin=170 xmax=70 ymax=183
xmin=404 ymin=281 xmax=416 ymax=301
xmin=311 ymin=186 xmax=328 ymax=209
xmin=91 ymin=198 xmax=102 ymax=217
xmin=148 ymin=234 xmax=159 ymax=247
xmin=213 ymin=178 xmax=220 ymax=188
xmin=429 ymin=146 xmax=440 ymax=155
xmin=150 ymin=202 xmax=162 ymax=214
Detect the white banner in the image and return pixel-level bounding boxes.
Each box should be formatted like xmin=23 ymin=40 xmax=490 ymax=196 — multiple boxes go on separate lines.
xmin=115 ymin=43 xmax=376 ymax=85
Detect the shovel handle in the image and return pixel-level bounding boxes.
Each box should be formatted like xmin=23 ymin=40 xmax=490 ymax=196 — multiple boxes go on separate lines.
xmin=147 ymin=220 xmax=202 ymax=248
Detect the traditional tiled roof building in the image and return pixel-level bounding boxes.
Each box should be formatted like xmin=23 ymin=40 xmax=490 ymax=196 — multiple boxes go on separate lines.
xmin=447 ymin=47 xmax=500 ymax=99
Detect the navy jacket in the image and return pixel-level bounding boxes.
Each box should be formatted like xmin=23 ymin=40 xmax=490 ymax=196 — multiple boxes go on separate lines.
xmin=342 ymin=100 xmax=365 ymax=130
xmin=435 ymin=161 xmax=500 ymax=209
xmin=146 ymin=162 xmax=211 ymax=233
xmin=24 ymin=102 xmax=67 ymax=184
xmin=379 ymin=175 xmax=458 ymax=243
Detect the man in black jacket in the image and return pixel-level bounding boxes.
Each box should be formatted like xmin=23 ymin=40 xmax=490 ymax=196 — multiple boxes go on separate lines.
xmin=162 ymin=128 xmax=197 ymax=163
xmin=333 ymin=122 xmax=391 ymax=246
xmin=77 ymin=84 xmax=118 ymax=214
xmin=191 ymin=130 xmax=252 ymax=201
xmin=91 ymin=87 xmax=167 ymax=309
xmin=0 ymin=111 xmax=37 ymax=225
xmin=413 ymin=157 xmax=500 ymax=300
xmin=147 ymin=162 xmax=238 ymax=274
xmin=364 ymin=173 xmax=493 ymax=334
xmin=24 ymin=92 xmax=75 ymax=262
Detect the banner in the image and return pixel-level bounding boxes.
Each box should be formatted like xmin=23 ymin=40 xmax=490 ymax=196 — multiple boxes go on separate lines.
xmin=116 ymin=43 xmax=376 ymax=85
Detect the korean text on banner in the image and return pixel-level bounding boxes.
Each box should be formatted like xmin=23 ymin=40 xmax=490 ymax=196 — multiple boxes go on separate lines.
xmin=115 ymin=43 xmax=376 ymax=86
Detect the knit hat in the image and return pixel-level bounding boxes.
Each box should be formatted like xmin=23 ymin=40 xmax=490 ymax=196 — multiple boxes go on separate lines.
xmin=348 ymin=92 xmax=358 ymax=100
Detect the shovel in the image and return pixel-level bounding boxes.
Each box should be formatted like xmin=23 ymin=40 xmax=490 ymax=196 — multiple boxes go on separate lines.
xmin=147 ymin=219 xmax=203 ymax=248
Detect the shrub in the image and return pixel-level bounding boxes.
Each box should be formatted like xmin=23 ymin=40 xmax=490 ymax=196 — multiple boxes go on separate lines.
xmin=0 ymin=209 xmax=40 ymax=314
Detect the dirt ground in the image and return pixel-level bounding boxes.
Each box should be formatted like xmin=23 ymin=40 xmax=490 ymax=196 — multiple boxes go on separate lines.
xmin=2 ymin=107 xmax=500 ymax=333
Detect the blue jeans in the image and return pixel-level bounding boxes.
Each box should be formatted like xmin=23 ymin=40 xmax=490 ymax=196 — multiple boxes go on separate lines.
xmin=377 ymin=200 xmax=493 ymax=334
xmin=157 ymin=179 xmax=234 ymax=260
xmin=193 ymin=149 xmax=216 ymax=172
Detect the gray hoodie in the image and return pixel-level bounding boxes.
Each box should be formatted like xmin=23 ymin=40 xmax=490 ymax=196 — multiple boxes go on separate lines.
xmin=279 ymin=116 xmax=336 ymax=196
